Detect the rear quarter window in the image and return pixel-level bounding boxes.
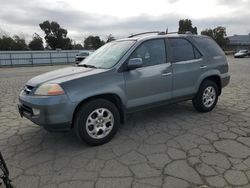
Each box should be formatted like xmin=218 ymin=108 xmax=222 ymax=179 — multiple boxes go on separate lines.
xmin=193 ymin=37 xmax=224 ymax=56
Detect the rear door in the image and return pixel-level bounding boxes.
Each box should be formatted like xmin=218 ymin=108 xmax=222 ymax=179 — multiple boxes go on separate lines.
xmin=124 ymin=38 xmax=172 ymax=109
xmin=168 ymin=38 xmax=203 ymax=98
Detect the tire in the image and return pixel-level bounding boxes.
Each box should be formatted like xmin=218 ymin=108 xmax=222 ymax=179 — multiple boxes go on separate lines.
xmin=74 ymin=99 xmax=120 ymax=146
xmin=192 ymin=80 xmax=219 ymax=112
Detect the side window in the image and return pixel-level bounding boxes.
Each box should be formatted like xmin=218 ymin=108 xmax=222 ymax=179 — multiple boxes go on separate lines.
xmin=193 ymin=37 xmax=224 ymax=56
xmin=169 ymin=38 xmax=198 ymax=62
xmin=194 ymin=47 xmax=202 ymax=59
xmin=130 ymin=39 xmax=166 ymax=67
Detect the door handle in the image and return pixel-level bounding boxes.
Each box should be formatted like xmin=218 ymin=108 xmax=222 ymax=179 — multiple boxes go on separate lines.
xmin=161 ymin=72 xmax=172 ymax=77
xmin=200 ymin=65 xmax=207 ymax=69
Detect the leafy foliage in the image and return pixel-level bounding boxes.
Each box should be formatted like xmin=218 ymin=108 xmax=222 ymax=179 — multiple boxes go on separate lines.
xmin=0 ymin=35 xmax=28 ymax=50
xmin=0 ymin=36 xmax=15 ymax=50
xmin=39 ymin=20 xmax=72 ymax=50
xmin=84 ymin=36 xmax=105 ymax=50
xmin=201 ymin=29 xmax=213 ymax=38
xmin=178 ymin=19 xmax=197 ymax=34
xmin=201 ymin=26 xmax=228 ymax=48
xmin=28 ymin=33 xmax=44 ymax=50
xmin=12 ymin=35 xmax=28 ymax=50
xmin=72 ymin=42 xmax=83 ymax=50
xmin=106 ymin=34 xmax=115 ymax=43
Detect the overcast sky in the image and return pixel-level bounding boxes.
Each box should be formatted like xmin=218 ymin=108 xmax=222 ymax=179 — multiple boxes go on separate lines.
xmin=0 ymin=0 xmax=250 ymax=43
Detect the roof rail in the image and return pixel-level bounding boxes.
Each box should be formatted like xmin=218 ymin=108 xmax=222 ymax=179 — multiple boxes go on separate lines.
xmin=166 ymin=31 xmax=179 ymax=34
xmin=185 ymin=31 xmax=192 ymax=34
xmin=127 ymin=30 xmax=183 ymax=38
xmin=128 ymin=31 xmax=163 ymax=38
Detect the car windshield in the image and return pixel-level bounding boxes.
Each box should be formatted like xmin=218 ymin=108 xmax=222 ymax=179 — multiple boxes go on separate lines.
xmin=239 ymin=50 xmax=248 ymax=53
xmin=79 ymin=52 xmax=89 ymax=56
xmin=79 ymin=40 xmax=135 ymax=69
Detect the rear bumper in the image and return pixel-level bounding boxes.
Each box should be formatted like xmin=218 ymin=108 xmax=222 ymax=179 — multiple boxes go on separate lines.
xmin=18 ymin=92 xmax=76 ymax=131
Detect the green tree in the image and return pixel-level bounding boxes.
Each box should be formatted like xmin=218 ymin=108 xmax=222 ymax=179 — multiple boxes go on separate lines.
xmin=178 ymin=19 xmax=197 ymax=34
xmin=201 ymin=29 xmax=213 ymax=38
xmin=0 ymin=35 xmax=15 ymax=50
xmin=72 ymin=42 xmax=83 ymax=50
xmin=106 ymin=34 xmax=115 ymax=43
xmin=84 ymin=35 xmax=105 ymax=50
xmin=0 ymin=35 xmax=28 ymax=51
xmin=39 ymin=20 xmax=72 ymax=50
xmin=28 ymin=33 xmax=44 ymax=50
xmin=12 ymin=35 xmax=28 ymax=50
xmin=201 ymin=26 xmax=228 ymax=48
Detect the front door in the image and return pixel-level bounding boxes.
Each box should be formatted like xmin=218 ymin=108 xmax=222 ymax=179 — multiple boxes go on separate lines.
xmin=123 ymin=39 xmax=172 ymax=109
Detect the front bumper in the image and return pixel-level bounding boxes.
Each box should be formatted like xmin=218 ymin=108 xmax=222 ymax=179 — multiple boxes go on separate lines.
xmin=75 ymin=57 xmax=86 ymax=63
xmin=18 ymin=91 xmax=76 ymax=131
xmin=221 ymin=73 xmax=230 ymax=88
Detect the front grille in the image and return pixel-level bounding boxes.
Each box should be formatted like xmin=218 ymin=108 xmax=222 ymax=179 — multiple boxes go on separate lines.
xmin=76 ymin=57 xmax=85 ymax=61
xmin=24 ymin=85 xmax=34 ymax=95
xmin=21 ymin=104 xmax=33 ymax=115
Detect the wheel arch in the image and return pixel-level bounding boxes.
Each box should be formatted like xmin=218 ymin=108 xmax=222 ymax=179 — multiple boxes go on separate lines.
xmin=71 ymin=93 xmax=125 ymax=128
xmin=200 ymin=75 xmax=222 ymax=95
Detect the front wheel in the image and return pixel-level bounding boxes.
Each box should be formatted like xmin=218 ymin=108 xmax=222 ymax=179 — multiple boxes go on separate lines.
xmin=74 ymin=99 xmax=120 ymax=146
xmin=192 ymin=80 xmax=219 ymax=112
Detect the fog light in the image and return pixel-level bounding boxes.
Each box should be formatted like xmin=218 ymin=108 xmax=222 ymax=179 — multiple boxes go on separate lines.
xmin=32 ymin=108 xmax=40 ymax=116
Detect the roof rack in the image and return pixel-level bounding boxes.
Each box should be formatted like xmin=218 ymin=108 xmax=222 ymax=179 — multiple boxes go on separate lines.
xmin=166 ymin=31 xmax=179 ymax=34
xmin=128 ymin=31 xmax=162 ymax=38
xmin=128 ymin=30 xmax=183 ymax=38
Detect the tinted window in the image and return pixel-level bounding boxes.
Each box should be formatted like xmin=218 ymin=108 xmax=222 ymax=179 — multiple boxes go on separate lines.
xmin=130 ymin=39 xmax=166 ymax=67
xmin=193 ymin=37 xmax=224 ymax=56
xmin=239 ymin=50 xmax=248 ymax=53
xmin=194 ymin=47 xmax=202 ymax=59
xmin=79 ymin=52 xmax=89 ymax=56
xmin=169 ymin=38 xmax=196 ymax=62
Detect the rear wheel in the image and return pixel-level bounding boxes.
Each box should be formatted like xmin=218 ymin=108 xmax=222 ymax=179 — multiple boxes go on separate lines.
xmin=74 ymin=99 xmax=120 ymax=146
xmin=192 ymin=80 xmax=219 ymax=112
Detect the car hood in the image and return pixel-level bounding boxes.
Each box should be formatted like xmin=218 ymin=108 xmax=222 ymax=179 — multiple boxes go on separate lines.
xmin=26 ymin=66 xmax=107 ymax=87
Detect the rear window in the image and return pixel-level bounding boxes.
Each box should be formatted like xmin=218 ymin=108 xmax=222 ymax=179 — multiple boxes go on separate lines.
xmin=239 ymin=50 xmax=248 ymax=53
xmin=193 ymin=37 xmax=224 ymax=56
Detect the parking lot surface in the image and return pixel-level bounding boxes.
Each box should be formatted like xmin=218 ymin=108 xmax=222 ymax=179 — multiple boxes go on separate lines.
xmin=0 ymin=57 xmax=250 ymax=188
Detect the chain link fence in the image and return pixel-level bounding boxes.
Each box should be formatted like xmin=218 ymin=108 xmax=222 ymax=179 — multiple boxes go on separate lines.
xmin=0 ymin=50 xmax=91 ymax=67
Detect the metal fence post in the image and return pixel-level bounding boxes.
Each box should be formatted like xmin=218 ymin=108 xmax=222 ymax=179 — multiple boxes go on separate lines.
xmin=10 ymin=53 xmax=13 ymax=67
xmin=50 ymin=52 xmax=52 ymax=65
xmin=30 ymin=52 xmax=34 ymax=66
xmin=66 ymin=51 xmax=69 ymax=64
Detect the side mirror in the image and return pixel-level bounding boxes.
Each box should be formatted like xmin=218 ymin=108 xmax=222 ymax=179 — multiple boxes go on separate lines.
xmin=127 ymin=58 xmax=143 ymax=70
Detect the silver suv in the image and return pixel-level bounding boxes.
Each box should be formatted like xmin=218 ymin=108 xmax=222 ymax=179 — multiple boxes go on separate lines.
xmin=18 ymin=32 xmax=230 ymax=145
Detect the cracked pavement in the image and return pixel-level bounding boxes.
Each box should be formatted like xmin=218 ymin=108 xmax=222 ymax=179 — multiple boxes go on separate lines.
xmin=0 ymin=56 xmax=250 ymax=188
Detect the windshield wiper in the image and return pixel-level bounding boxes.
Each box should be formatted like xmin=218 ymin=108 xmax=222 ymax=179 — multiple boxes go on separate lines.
xmin=78 ymin=64 xmax=97 ymax=68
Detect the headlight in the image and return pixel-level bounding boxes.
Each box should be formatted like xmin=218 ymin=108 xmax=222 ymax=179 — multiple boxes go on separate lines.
xmin=34 ymin=84 xmax=65 ymax=95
